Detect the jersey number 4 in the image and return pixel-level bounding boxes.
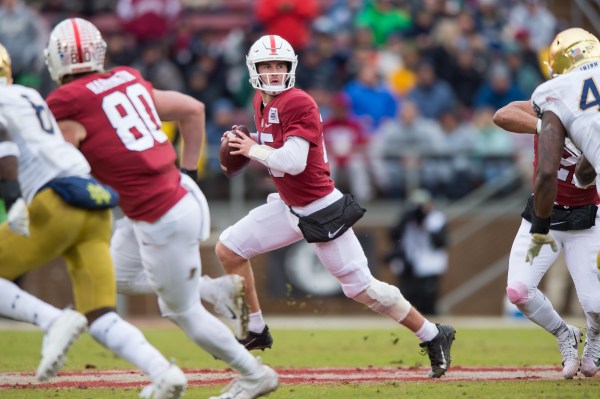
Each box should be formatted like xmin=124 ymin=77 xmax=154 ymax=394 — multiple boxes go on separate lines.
xmin=102 ymin=83 xmax=168 ymax=151
xmin=580 ymin=78 xmax=600 ymax=111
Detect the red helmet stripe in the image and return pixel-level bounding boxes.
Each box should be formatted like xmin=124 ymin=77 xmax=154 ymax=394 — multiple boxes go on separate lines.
xmin=269 ymin=35 xmax=277 ymax=55
xmin=70 ymin=19 xmax=84 ymax=63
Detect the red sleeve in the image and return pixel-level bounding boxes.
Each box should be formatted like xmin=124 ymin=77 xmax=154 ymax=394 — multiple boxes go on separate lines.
xmin=47 ymin=87 xmax=78 ymax=121
xmin=281 ymin=93 xmax=321 ymax=146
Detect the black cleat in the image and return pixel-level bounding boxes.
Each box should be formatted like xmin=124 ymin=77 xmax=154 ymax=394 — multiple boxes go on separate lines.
xmin=238 ymin=325 xmax=273 ymax=351
xmin=419 ymin=323 xmax=456 ymax=378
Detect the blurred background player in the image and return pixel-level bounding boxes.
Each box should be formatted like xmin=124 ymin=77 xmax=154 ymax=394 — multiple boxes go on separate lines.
xmin=522 ymin=27 xmax=600 ymax=378
xmin=0 ymin=42 xmax=187 ymax=398
xmin=44 ymin=18 xmax=278 ymax=399
xmin=216 ymin=34 xmax=456 ymax=379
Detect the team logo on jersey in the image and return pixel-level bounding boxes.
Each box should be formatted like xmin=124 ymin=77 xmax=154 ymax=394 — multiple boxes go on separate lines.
xmin=268 ymin=107 xmax=279 ymax=124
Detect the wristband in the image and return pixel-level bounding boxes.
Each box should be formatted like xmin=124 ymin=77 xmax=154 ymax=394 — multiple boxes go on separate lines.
xmin=248 ymin=144 xmax=275 ymax=161
xmin=530 ymin=210 xmax=550 ymax=234
xmin=180 ymin=168 xmax=198 ymax=182
xmin=0 ymin=180 xmax=21 ymax=210
xmin=535 ymin=118 xmax=542 ymax=134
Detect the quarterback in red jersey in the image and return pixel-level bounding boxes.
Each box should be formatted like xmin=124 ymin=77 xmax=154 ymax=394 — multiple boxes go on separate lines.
xmin=45 ymin=18 xmax=279 ymax=399
xmin=217 ymin=34 xmax=456 ymax=378
xmin=495 ymin=98 xmax=600 ymax=379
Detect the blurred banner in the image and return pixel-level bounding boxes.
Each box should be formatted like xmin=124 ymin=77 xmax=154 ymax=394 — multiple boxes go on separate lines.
xmin=267 ymin=233 xmax=376 ymax=298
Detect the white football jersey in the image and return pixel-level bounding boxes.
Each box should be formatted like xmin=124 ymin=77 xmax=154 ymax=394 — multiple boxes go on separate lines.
xmin=0 ymin=84 xmax=90 ymax=203
xmin=531 ymin=61 xmax=600 ymax=174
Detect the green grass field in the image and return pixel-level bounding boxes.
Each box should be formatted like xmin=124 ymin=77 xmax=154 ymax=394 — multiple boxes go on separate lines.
xmin=1 ymin=319 xmax=599 ymax=398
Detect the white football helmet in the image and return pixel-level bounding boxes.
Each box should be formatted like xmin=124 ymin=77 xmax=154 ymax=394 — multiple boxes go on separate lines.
xmin=246 ymin=35 xmax=297 ymax=95
xmin=45 ymin=18 xmax=107 ymax=84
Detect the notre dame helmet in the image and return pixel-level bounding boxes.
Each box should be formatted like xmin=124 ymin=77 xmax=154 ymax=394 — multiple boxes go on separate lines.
xmin=547 ymin=27 xmax=600 ymax=76
xmin=0 ymin=43 xmax=12 ymax=85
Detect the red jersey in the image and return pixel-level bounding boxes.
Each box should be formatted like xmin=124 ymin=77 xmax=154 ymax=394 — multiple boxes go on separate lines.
xmin=253 ymin=88 xmax=334 ymax=206
xmin=47 ymin=66 xmax=187 ymax=222
xmin=532 ymin=135 xmax=599 ymax=207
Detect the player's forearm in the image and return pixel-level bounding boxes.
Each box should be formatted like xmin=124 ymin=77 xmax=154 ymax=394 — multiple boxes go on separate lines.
xmin=250 ymin=136 xmax=308 ymax=175
xmin=493 ymin=101 xmax=538 ymax=134
xmin=178 ymin=113 xmax=205 ymax=170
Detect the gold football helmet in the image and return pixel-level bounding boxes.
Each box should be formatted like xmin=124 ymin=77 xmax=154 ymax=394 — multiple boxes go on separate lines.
xmin=0 ymin=43 xmax=12 ymax=85
xmin=547 ymin=28 xmax=600 ymax=76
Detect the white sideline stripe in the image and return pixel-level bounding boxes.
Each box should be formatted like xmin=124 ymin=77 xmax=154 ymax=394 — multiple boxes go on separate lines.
xmin=0 ymin=367 xmax=566 ymax=387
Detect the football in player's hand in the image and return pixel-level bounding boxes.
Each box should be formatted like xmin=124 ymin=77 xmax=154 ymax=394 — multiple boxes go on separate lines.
xmin=220 ymin=125 xmax=251 ymax=178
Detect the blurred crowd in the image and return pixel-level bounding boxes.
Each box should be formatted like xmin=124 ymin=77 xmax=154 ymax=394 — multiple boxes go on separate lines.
xmin=2 ymin=0 xmax=564 ymax=202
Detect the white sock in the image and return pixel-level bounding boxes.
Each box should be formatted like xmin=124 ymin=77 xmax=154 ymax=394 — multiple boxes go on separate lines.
xmin=415 ymin=320 xmax=439 ymax=342
xmin=248 ymin=311 xmax=266 ymax=334
xmin=517 ymin=289 xmax=567 ymax=337
xmin=88 ymin=311 xmax=170 ymax=380
xmin=0 ymin=278 xmax=61 ymax=332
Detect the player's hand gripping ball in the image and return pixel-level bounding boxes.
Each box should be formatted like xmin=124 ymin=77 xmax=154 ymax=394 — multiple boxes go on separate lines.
xmin=220 ymin=125 xmax=251 ymax=178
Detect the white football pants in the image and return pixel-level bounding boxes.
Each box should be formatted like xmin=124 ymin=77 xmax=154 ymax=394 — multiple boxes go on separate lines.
xmin=219 ymin=189 xmax=373 ymax=298
xmin=507 ymin=217 xmax=600 ymax=330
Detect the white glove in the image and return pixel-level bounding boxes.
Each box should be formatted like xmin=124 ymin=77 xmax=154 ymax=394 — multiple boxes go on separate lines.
xmin=525 ymin=233 xmax=557 ymax=265
xmin=7 ymin=198 xmax=30 ymax=237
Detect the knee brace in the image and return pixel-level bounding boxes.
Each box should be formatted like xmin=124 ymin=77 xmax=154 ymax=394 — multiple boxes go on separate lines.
xmin=352 ymin=279 xmax=411 ymax=323
xmin=506 ymin=281 xmax=530 ymax=305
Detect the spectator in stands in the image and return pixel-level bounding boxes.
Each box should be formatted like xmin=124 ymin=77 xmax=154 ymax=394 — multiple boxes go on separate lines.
xmin=354 ymin=0 xmax=412 ymax=48
xmin=295 ymin=43 xmax=338 ymax=91
xmin=369 ymin=101 xmax=443 ymax=198
xmin=116 ymin=0 xmax=182 ymax=43
xmin=447 ymin=46 xmax=485 ymax=110
xmin=422 ymin=108 xmax=477 ymax=199
xmin=504 ymin=38 xmax=544 ymax=97
xmin=344 ymin=61 xmax=399 ymax=134
xmin=386 ymin=41 xmax=419 ymax=97
xmin=0 ymin=0 xmax=47 ymax=89
xmin=505 ymin=0 xmax=556 ymax=52
xmin=184 ymin=49 xmax=231 ymax=116
xmin=323 ymin=92 xmax=373 ymax=202
xmin=472 ymin=107 xmax=516 ymax=188
xmin=104 ymin=30 xmax=138 ymax=69
xmin=132 ymin=40 xmax=185 ymax=92
xmin=473 ymin=0 xmax=504 ymax=50
xmin=407 ymin=60 xmax=456 ymax=120
xmin=254 ymin=0 xmax=319 ymax=52
xmin=474 ymin=62 xmax=526 ymax=111
xmin=386 ymin=188 xmax=448 ymax=315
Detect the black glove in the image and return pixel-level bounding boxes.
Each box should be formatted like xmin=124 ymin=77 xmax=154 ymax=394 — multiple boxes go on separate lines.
xmin=180 ymin=168 xmax=198 ymax=183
